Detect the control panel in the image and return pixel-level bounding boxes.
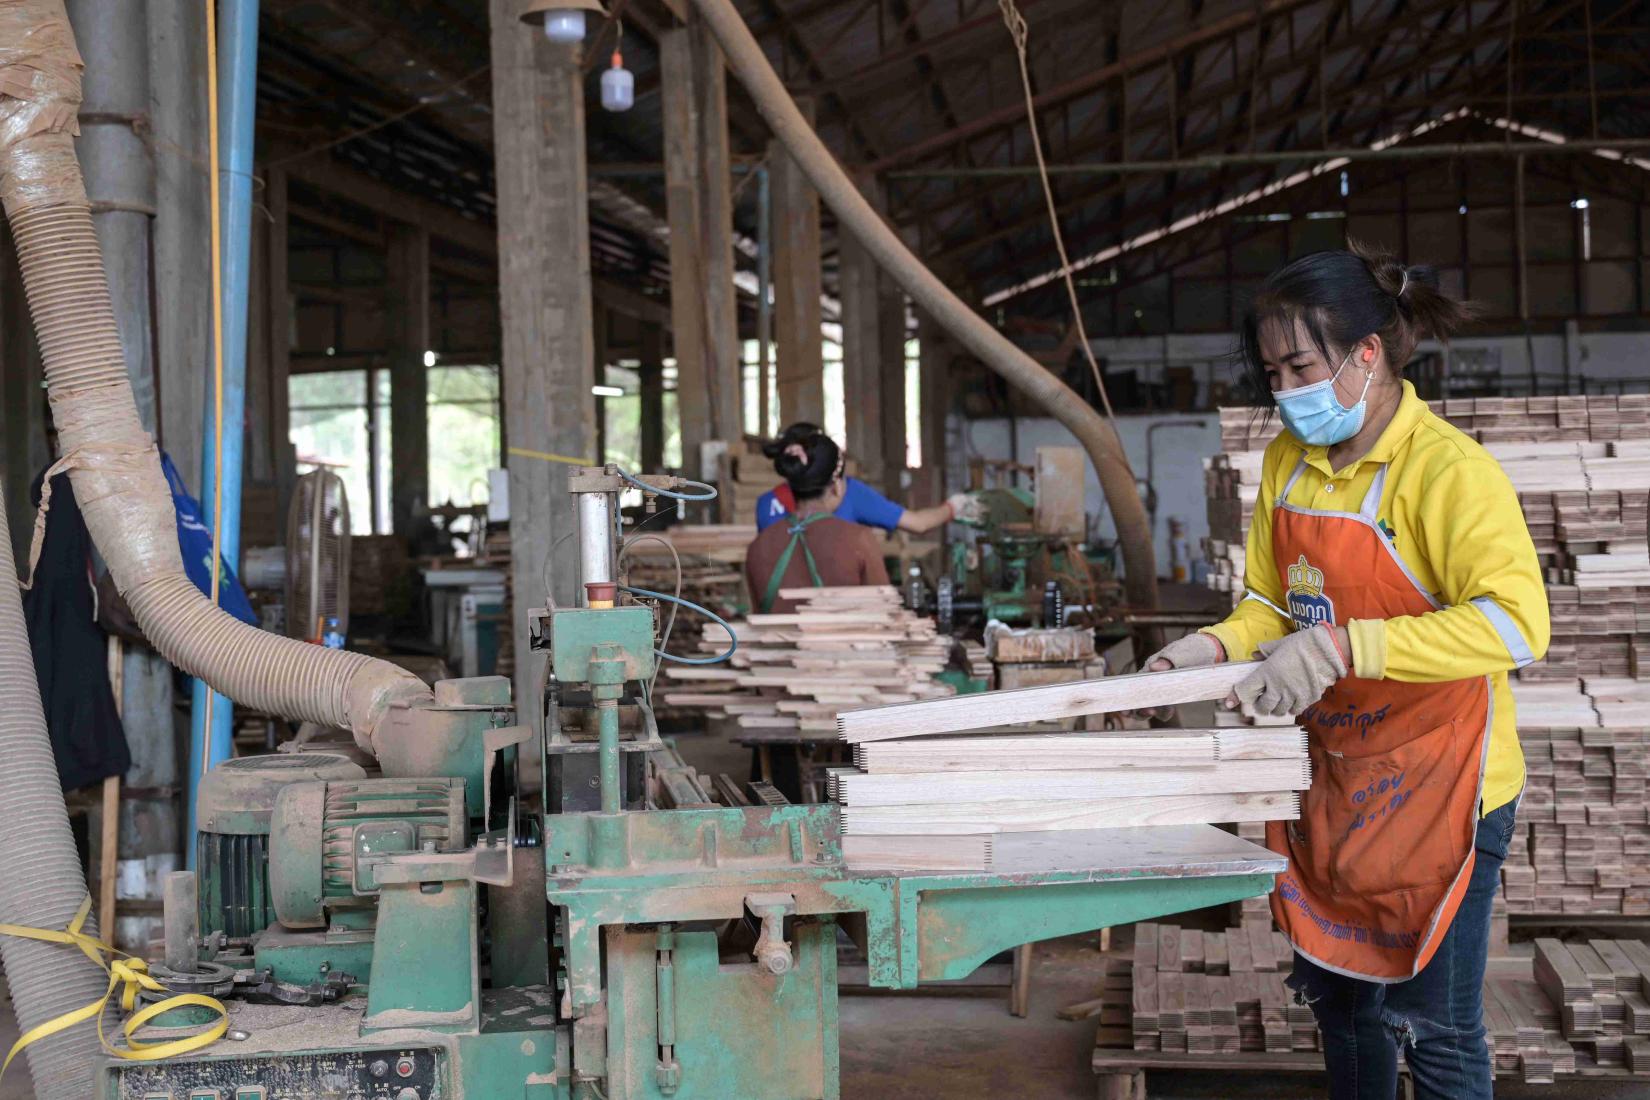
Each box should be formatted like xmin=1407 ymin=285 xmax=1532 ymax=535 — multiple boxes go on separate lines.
xmin=111 ymin=1046 xmax=444 ymax=1100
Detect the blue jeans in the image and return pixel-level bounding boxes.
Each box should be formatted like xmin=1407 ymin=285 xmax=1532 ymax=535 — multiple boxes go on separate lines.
xmin=1285 ymin=795 xmax=1519 ymax=1100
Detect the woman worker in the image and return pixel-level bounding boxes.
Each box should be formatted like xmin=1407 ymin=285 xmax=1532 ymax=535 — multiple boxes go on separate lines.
xmin=756 ymin=422 xmax=980 ymax=534
xmin=1145 ymin=245 xmax=1548 ymax=1100
xmin=745 ymin=430 xmax=891 ymax=614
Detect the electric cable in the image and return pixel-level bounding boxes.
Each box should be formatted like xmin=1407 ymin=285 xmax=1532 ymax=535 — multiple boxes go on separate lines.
xmin=614 ymin=467 xmax=718 ymax=501
xmin=618 ymin=586 xmax=738 ymax=665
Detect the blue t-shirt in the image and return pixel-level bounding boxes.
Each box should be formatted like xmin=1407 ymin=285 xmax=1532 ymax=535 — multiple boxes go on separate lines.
xmin=755 ymin=476 xmax=905 ymax=533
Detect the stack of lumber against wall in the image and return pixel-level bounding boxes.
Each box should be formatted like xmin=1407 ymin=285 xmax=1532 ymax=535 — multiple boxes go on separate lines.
xmin=1203 ymin=396 xmax=1650 ymax=917
xmin=659 ymin=586 xmax=953 ymax=731
xmin=830 ymin=664 xmax=1306 ymax=869
xmin=1109 ymin=924 xmax=1650 ymax=1083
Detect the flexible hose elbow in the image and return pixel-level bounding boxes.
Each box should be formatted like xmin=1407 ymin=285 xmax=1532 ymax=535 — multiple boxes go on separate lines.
xmin=0 ymin=2 xmax=430 ymax=751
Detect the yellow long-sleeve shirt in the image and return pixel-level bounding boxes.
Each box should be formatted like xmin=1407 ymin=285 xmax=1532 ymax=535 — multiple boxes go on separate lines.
xmin=1204 ymin=381 xmax=1550 ymax=815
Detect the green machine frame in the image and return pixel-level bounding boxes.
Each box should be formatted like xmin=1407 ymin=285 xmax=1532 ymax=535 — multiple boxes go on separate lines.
xmin=97 ymin=467 xmax=1284 ymax=1100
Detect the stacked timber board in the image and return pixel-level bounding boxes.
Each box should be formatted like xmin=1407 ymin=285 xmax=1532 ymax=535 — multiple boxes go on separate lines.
xmin=827 ymin=663 xmax=1308 ymax=870
xmin=1124 ymin=922 xmax=1314 ymax=1056
xmin=1106 ymin=925 xmax=1650 ymax=1083
xmin=623 ymin=524 xmax=756 ymax=623
xmin=1524 ymin=938 xmax=1650 ymax=1076
xmin=659 ymin=586 xmax=953 ymax=733
xmin=1203 ymin=396 xmax=1650 ymax=917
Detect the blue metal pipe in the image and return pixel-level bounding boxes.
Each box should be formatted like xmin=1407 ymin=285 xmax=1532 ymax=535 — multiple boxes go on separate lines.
xmin=187 ymin=0 xmax=261 ymax=864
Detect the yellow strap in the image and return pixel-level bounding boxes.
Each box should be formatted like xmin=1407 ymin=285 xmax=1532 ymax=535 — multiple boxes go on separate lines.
xmin=0 ymin=897 xmax=229 ymax=1086
xmin=507 ymin=445 xmax=597 ymax=467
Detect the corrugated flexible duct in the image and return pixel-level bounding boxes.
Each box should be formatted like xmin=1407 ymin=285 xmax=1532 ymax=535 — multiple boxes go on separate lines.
xmin=0 ymin=0 xmax=433 ymax=759
xmin=0 ymin=479 xmax=109 ymax=1099
xmin=687 ymin=0 xmax=1160 ymax=612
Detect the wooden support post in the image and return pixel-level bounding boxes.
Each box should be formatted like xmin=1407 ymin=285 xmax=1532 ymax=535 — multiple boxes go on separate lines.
xmin=876 ymin=264 xmax=908 ymax=501
xmin=267 ymin=167 xmax=295 ymax=515
xmin=661 ymin=19 xmax=739 ymax=484
xmin=771 ymin=98 xmax=824 ymax=428
xmin=387 ymin=223 xmax=431 ymax=533
xmin=101 ymin=637 xmax=124 ymax=940
xmin=660 ymin=27 xmax=707 ymax=476
xmin=490 ymin=2 xmax=597 ymax=738
xmin=639 ymin=322 xmax=666 ymax=473
xmin=1010 ymin=942 xmax=1034 ymax=1017
xmin=691 ymin=15 xmax=741 ymax=455
xmin=839 ymin=224 xmax=886 ymax=489
xmin=915 ymin=309 xmax=951 ymax=508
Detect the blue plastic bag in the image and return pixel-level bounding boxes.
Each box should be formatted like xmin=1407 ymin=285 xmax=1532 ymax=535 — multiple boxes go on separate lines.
xmin=160 ymin=452 xmax=259 ymax=626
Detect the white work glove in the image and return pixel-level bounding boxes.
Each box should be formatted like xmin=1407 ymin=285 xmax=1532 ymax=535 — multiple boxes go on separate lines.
xmin=1133 ymin=633 xmax=1224 ymax=721
xmin=947 ymin=492 xmax=984 ymax=524
xmin=1142 ymin=632 xmax=1225 ymax=673
xmin=1231 ymin=624 xmax=1349 ymax=717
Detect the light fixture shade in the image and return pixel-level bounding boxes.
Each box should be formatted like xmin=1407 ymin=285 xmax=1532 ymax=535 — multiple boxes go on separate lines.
xmin=520 ymin=0 xmax=605 ymax=25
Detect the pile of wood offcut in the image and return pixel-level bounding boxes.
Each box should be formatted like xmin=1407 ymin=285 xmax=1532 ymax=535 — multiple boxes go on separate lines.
xmin=1203 ymin=395 xmax=1650 ymax=918
xmin=828 ymin=663 xmax=1310 ymax=871
xmin=658 ymin=586 xmax=954 ymax=732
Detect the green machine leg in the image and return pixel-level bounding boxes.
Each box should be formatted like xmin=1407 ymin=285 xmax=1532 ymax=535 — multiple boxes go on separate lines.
xmin=603 ymin=923 xmax=839 ymax=1100
xmin=364 ymin=878 xmax=482 ymax=1033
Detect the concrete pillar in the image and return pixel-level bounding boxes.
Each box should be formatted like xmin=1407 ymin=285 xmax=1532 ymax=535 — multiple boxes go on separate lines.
xmin=771 ymin=98 xmax=824 ymax=427
xmin=387 ymin=223 xmax=431 ymax=531
xmin=490 ymin=1 xmax=597 ymax=739
xmin=148 ymin=0 xmax=210 ymax=489
xmin=72 ymin=0 xmax=181 ymax=950
xmin=639 ymin=322 xmax=665 ymax=473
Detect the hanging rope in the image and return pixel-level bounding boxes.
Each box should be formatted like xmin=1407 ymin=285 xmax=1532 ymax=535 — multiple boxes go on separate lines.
xmin=997 ymin=0 xmax=1116 ymax=419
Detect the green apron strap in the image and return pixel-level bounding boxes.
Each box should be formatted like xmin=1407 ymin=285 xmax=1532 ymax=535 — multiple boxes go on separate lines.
xmin=760 ymin=512 xmax=830 ymax=613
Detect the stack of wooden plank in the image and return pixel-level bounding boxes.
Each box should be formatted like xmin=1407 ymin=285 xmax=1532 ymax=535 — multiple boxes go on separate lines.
xmin=623 ymin=524 xmax=755 ymax=625
xmin=1124 ymin=922 xmax=1312 ymax=1056
xmin=1503 ymin=690 xmax=1650 ymax=916
xmin=659 ymin=586 xmax=953 ymax=732
xmin=1110 ymin=926 xmax=1650 ymax=1083
xmin=827 ymin=664 xmax=1309 ymax=870
xmin=1528 ymin=938 xmax=1650 ymax=1073
xmin=1201 ymin=395 xmax=1650 ymax=918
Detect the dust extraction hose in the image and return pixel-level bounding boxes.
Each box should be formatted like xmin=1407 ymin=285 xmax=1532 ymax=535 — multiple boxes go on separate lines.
xmin=0 ymin=0 xmax=432 ymax=758
xmin=687 ymin=0 xmax=1159 ymax=611
xmin=0 ymin=480 xmax=110 ymax=1099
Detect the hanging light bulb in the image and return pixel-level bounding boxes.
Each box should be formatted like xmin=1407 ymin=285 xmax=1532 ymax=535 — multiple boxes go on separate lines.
xmin=520 ymin=0 xmax=605 ymax=44
xmin=601 ymin=46 xmax=634 ymax=112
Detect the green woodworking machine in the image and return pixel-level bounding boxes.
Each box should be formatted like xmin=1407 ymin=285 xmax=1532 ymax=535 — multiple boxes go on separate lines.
xmin=101 ymin=468 xmax=1283 ymax=1100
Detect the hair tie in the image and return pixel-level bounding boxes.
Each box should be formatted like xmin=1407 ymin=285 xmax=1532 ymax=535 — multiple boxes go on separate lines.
xmin=1396 ymin=268 xmax=1410 ymax=299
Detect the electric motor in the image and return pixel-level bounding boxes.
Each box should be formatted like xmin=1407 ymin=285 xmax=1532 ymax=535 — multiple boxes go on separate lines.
xmin=268 ymin=777 xmax=466 ymax=929
xmin=194 ymin=752 xmax=367 ymax=941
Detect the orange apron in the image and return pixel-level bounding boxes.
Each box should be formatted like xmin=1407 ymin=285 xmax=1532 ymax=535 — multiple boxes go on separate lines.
xmin=1263 ymin=458 xmax=1492 ymax=982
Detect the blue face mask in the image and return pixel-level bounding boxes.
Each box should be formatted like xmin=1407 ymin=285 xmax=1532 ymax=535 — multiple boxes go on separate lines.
xmin=1273 ymin=346 xmax=1374 ymax=446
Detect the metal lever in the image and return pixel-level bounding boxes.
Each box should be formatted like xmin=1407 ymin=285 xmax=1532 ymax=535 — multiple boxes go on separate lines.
xmin=745 ymin=892 xmax=797 ymax=976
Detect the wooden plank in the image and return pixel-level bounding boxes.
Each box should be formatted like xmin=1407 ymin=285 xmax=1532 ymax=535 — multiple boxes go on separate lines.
xmin=833 ymin=758 xmax=1311 ymax=806
xmin=841 ymin=834 xmax=992 ymax=871
xmin=838 ymin=662 xmax=1256 ymax=742
xmin=1034 ymin=446 xmax=1086 ymax=537
xmin=838 ymin=790 xmax=1299 ymax=835
xmin=852 ymin=731 xmax=1225 ymax=773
